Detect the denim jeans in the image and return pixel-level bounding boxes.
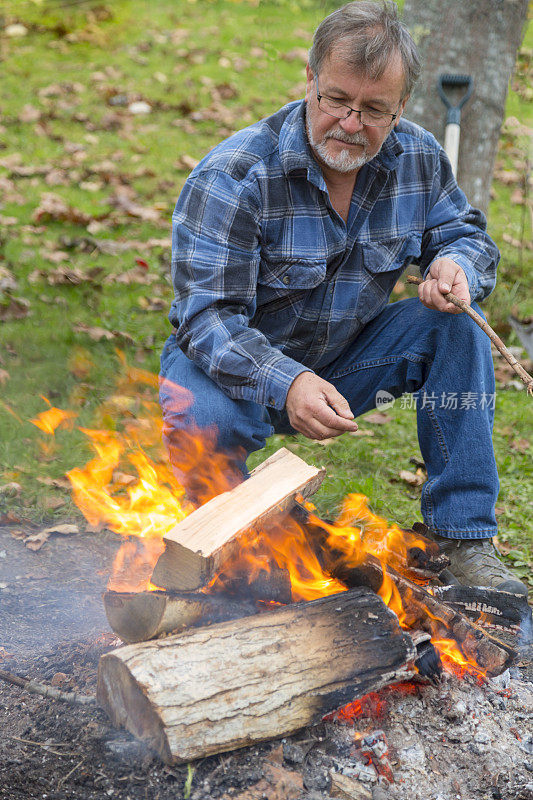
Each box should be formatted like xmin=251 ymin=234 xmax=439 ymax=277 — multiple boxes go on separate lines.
xmin=160 ymin=298 xmax=498 ymax=540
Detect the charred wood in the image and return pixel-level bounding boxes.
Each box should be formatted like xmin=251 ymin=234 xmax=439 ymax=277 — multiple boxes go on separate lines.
xmin=98 ymin=587 xmax=417 ymax=764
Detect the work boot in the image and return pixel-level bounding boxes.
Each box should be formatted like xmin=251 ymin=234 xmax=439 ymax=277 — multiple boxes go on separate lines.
xmin=412 ymin=523 xmax=529 ymax=596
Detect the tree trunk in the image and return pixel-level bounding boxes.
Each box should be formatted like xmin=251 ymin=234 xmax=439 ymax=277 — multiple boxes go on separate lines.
xmin=402 ymin=0 xmax=529 ymax=213
xmin=97 ymin=587 xmax=416 ymax=764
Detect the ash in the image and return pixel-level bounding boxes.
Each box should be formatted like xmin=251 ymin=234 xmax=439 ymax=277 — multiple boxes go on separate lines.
xmin=1 ymin=638 xmax=532 ymax=800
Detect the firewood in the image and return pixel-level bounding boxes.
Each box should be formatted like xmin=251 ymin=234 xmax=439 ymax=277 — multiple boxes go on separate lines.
xmin=303 ymin=521 xmax=516 ymax=676
xmin=97 ymin=587 xmax=417 ymax=764
xmin=103 ymin=589 xmax=261 ymax=644
xmin=151 ymin=447 xmax=325 ymax=591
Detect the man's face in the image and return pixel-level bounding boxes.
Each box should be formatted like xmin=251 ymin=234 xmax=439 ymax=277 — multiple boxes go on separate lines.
xmin=305 ymin=48 xmax=408 ymax=175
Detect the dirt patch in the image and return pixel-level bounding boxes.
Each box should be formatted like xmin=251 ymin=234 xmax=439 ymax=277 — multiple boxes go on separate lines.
xmin=0 ymin=526 xmax=532 ymax=800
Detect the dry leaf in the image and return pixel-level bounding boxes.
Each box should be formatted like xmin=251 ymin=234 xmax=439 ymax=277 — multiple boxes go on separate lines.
xmin=19 ymin=104 xmax=41 ymax=123
xmin=364 ymin=412 xmax=392 ymax=424
xmin=32 ymin=193 xmax=93 ymax=226
xmin=43 ymin=496 xmax=66 ymax=510
xmin=24 ymin=523 xmax=79 ymax=551
xmin=0 ymin=267 xmax=18 ymax=292
xmin=0 ymin=295 xmax=31 ymax=321
xmin=511 ymin=438 xmax=530 ymax=453
xmin=348 ymin=428 xmax=375 ymax=437
xmin=0 ymin=482 xmax=22 ymax=497
xmin=73 ymin=323 xmax=135 ymax=344
xmin=175 ymin=154 xmax=199 ymax=171
xmin=399 ymin=469 xmax=425 ymax=487
xmin=0 ymin=215 xmax=18 ymax=226
xmin=0 ymin=368 xmax=9 ymax=386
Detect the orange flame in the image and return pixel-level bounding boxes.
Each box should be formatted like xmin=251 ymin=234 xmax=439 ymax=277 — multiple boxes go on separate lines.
xmin=27 ymin=359 xmax=491 ymax=683
xmin=31 ymin=404 xmax=77 ymax=434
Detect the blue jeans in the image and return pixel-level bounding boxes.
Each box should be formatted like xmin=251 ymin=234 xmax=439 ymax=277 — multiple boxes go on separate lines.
xmin=160 ymin=298 xmax=498 ymax=539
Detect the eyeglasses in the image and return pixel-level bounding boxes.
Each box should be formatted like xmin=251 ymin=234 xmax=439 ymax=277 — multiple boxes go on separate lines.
xmin=315 ymin=77 xmax=398 ymax=128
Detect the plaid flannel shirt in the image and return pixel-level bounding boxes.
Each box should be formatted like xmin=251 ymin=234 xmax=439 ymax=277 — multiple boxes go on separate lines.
xmin=169 ymin=100 xmax=499 ymax=410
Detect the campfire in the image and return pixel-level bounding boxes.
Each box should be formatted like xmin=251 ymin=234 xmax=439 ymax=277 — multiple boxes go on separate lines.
xmin=33 ymin=365 xmax=524 ymax=767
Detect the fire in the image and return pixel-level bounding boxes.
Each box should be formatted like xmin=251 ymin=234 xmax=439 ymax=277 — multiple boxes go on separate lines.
xmin=430 ymin=638 xmax=486 ymax=684
xmin=30 ymin=399 xmax=77 ymax=434
xmin=29 ymin=360 xmax=490 ymax=681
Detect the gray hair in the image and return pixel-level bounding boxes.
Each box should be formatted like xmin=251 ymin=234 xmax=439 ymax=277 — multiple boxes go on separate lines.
xmin=308 ymin=1 xmax=421 ymax=98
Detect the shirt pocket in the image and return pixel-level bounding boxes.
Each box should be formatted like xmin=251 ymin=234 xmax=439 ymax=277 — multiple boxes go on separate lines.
xmin=255 ymin=257 xmax=327 ymax=316
xmin=359 ymin=234 xmax=422 ymax=324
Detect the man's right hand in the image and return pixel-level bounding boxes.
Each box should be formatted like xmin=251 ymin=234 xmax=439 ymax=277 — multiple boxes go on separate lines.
xmin=285 ymin=372 xmax=358 ymax=440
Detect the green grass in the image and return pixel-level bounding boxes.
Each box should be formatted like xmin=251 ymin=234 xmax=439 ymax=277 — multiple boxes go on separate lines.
xmin=0 ymin=0 xmax=531 ymax=590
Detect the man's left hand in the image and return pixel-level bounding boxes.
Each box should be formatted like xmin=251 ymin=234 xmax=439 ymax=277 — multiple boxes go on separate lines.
xmin=418 ymin=258 xmax=471 ymax=314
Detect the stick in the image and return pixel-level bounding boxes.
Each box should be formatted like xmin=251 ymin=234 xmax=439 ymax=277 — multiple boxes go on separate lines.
xmin=407 ymin=275 xmax=533 ymax=395
xmin=0 ymin=668 xmax=97 ymax=706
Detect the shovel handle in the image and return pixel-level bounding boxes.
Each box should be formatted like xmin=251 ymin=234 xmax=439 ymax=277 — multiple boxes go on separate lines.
xmin=444 ymin=123 xmax=460 ymax=177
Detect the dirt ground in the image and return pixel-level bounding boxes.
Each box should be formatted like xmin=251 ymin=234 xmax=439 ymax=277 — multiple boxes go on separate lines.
xmin=0 ymin=525 xmax=532 ymax=800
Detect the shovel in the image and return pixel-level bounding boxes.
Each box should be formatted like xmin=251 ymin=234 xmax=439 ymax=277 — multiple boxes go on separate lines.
xmin=437 ymin=73 xmax=473 ymax=177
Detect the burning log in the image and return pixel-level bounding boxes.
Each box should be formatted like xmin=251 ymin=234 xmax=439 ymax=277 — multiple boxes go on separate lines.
xmin=104 ymin=564 xmax=292 ymax=643
xmin=97 ymin=587 xmax=417 ymax=764
xmin=103 ymin=589 xmax=261 ymax=644
xmin=303 ymin=521 xmax=516 ymax=677
xmin=151 ymin=447 xmax=325 ymax=591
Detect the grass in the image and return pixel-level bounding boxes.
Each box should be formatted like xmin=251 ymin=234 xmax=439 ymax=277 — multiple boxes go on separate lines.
xmin=0 ymin=0 xmax=531 ymax=589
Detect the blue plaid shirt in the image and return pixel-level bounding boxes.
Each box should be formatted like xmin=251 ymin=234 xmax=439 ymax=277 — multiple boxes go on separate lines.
xmin=169 ymin=100 xmax=499 ymax=410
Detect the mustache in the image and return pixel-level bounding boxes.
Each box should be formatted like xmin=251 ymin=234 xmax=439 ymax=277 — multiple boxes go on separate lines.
xmin=324 ymin=130 xmax=369 ymax=146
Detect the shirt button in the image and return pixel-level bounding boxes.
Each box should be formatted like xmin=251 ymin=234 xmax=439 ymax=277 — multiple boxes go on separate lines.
xmin=282 ymin=275 xmax=290 ymax=285
xmin=268 ymin=396 xmax=275 ymax=406
xmin=318 ymin=335 xmax=326 ymax=344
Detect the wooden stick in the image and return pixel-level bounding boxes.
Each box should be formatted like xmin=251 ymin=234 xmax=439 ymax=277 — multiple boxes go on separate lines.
xmin=0 ymin=668 xmax=96 ymax=706
xmin=407 ymin=275 xmax=533 ymax=395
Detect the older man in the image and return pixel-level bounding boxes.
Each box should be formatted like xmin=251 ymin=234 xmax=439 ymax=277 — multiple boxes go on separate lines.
xmin=160 ymin=1 xmax=527 ymax=595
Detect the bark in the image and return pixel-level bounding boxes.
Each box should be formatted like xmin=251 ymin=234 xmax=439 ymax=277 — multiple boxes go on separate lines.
xmin=402 ymin=0 xmax=529 ymax=213
xmin=97 ymin=587 xmax=416 ymax=764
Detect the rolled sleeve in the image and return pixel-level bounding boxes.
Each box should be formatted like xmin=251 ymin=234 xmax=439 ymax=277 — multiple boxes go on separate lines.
xmin=420 ymin=147 xmax=499 ymax=302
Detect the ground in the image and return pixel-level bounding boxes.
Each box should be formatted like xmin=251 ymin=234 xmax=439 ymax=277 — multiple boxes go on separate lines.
xmin=0 ymin=525 xmax=532 ymax=800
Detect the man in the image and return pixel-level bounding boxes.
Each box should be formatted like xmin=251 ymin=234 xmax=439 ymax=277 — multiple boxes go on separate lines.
xmin=160 ymin=1 xmax=527 ymax=596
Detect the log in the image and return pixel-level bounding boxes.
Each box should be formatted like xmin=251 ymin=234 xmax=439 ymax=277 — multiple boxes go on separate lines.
xmin=97 ymin=587 xmax=417 ymax=764
xmin=104 ymin=565 xmax=291 ymax=643
xmin=151 ymin=447 xmax=325 ymax=591
xmin=103 ymin=590 xmax=261 ymax=644
xmin=303 ymin=521 xmax=515 ymax=677
xmin=432 ymin=585 xmax=533 ymax=633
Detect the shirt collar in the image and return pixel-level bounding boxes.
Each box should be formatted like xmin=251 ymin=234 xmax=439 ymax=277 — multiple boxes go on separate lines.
xmin=278 ymin=99 xmax=404 ymax=184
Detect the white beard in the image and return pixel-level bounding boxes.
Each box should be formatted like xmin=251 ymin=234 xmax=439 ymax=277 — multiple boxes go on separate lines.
xmin=306 ymin=116 xmax=380 ymax=174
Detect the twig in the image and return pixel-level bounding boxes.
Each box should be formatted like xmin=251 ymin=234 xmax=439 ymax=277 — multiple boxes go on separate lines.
xmin=407 ymin=275 xmax=533 ymax=396
xmin=0 ymin=668 xmax=97 ymax=706
xmin=57 ymin=758 xmax=85 ymax=790
xmin=11 ymin=736 xmax=75 ymax=757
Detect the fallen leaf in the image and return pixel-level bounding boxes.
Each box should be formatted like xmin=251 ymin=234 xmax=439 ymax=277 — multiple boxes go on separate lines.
xmin=32 ymin=192 xmax=93 ymax=226
xmin=73 ymin=323 xmax=135 ymax=344
xmin=103 ymin=266 xmax=158 ymax=285
xmin=399 ymin=469 xmax=425 ymax=487
xmin=5 ymin=24 xmax=27 ymax=37
xmin=0 ymin=295 xmax=31 ymax=321
xmin=348 ymin=428 xmax=375 ymax=437
xmin=0 ymin=369 xmax=9 ymax=385
xmin=24 ymin=523 xmax=79 ymax=551
xmin=0 ymin=267 xmax=18 ymax=292
xmin=0 ymin=215 xmax=18 ymax=226
xmin=364 ymin=412 xmax=392 ymax=424
xmin=511 ymin=438 xmax=530 ymax=453
xmin=128 ymin=101 xmax=152 ymax=115
xmin=35 ymin=475 xmax=72 ymax=490
xmin=19 ymin=104 xmax=41 ymax=123
xmin=175 ymin=154 xmax=199 ymax=171
xmin=43 ymin=496 xmax=66 ymax=510
xmin=0 ymin=482 xmax=22 ymax=497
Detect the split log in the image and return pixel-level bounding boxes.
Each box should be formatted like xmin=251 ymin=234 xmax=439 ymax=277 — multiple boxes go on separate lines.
xmin=151 ymin=447 xmax=325 ymax=591
xmin=303 ymin=522 xmax=515 ymax=676
xmin=97 ymin=587 xmax=417 ymax=764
